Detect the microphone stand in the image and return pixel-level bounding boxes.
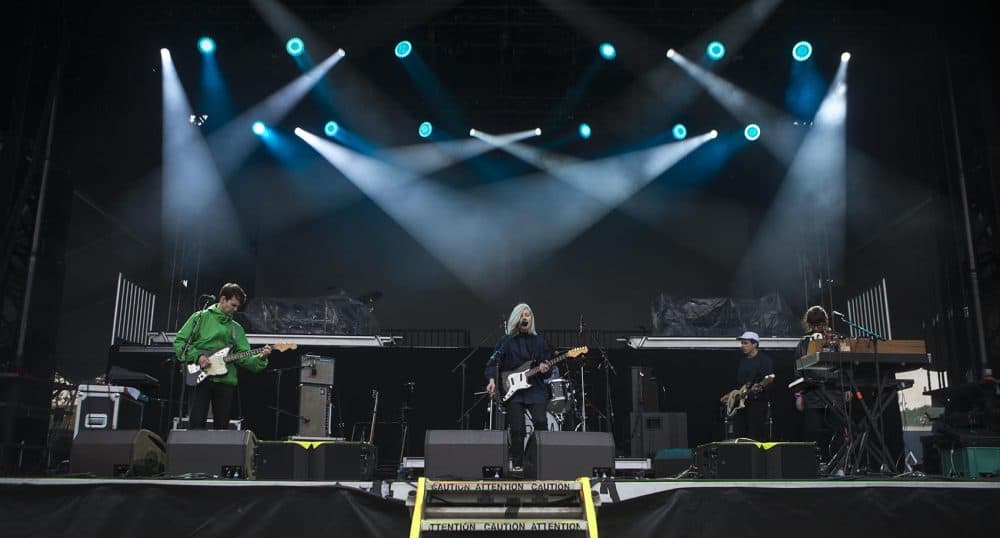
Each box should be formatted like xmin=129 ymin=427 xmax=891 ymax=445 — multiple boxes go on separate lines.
xmin=451 ymin=321 xmax=505 ymax=429
xmin=267 ymin=364 xmax=306 ymax=439
xmin=175 ymin=296 xmax=214 ymax=425
xmin=582 ymin=320 xmax=616 ymax=438
xmin=832 ymin=311 xmax=894 ymax=472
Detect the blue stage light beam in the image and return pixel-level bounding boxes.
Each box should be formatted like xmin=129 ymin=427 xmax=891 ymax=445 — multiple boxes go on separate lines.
xmin=667 ymin=48 xmax=805 ymax=165
xmin=205 ymin=49 xmax=345 ymax=180
xmin=395 ymin=40 xmax=413 ymax=58
xmin=579 ymin=123 xmax=592 ymax=139
xmin=744 ymin=123 xmax=761 ymax=141
xmin=418 ymin=121 xmax=433 ymax=138
xmin=160 ymin=48 xmax=244 ymax=250
xmin=324 ymin=121 xmax=339 ymax=137
xmin=198 ymin=37 xmax=216 ymax=55
xmin=672 ymin=123 xmax=688 ymax=140
xmin=792 ymin=41 xmax=813 ymax=62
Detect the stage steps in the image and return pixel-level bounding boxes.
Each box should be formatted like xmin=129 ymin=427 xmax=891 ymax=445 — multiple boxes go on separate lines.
xmin=407 ymin=477 xmax=599 ymax=536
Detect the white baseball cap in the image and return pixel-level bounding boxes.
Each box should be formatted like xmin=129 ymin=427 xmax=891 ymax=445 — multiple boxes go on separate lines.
xmin=737 ymin=331 xmax=760 ymax=342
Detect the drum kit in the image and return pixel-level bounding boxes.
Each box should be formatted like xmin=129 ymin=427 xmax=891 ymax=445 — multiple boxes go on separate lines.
xmin=525 ymin=372 xmax=584 ymax=434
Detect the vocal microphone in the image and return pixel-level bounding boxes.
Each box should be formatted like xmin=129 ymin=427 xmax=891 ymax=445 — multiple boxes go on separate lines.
xmin=520 ymin=319 xmax=529 ymax=328
xmin=832 ymin=310 xmax=847 ymax=318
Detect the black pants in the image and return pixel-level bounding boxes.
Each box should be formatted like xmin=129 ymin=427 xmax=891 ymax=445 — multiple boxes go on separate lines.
xmin=733 ymin=398 xmax=771 ymax=441
xmin=189 ymin=381 xmax=234 ymax=429
xmin=507 ymin=400 xmax=548 ymax=467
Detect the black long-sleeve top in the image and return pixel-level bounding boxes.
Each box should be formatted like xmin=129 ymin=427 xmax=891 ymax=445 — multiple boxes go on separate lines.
xmin=485 ymin=333 xmax=553 ymax=404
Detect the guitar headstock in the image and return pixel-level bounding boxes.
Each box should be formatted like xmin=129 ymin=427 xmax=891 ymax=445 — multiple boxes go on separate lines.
xmin=272 ymin=343 xmax=298 ymax=352
xmin=566 ymin=346 xmax=588 ymax=358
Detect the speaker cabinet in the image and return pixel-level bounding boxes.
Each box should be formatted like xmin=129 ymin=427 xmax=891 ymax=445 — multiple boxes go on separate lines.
xmin=763 ymin=442 xmax=819 ymax=478
xmin=629 ymin=412 xmax=688 ymax=458
xmin=257 ymin=441 xmax=310 ymax=480
xmin=526 ymin=431 xmax=615 ymax=480
xmin=166 ymin=429 xmax=257 ymax=479
xmin=298 ymin=384 xmax=332 ymax=437
xmin=309 ymin=441 xmax=376 ymax=480
xmin=695 ymin=442 xmax=765 ymax=479
xmin=425 ymin=430 xmax=508 ymax=479
xmin=70 ymin=429 xmax=165 ymax=477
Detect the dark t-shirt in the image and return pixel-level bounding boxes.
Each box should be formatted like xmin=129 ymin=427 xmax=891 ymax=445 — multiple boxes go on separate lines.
xmin=736 ymin=351 xmax=774 ymax=401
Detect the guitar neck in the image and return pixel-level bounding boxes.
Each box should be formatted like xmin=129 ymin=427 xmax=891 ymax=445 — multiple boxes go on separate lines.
xmin=526 ymin=351 xmax=570 ymax=378
xmin=223 ymin=347 xmax=267 ymax=364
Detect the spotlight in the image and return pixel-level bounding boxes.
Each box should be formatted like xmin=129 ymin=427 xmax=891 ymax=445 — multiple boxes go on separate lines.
xmin=418 ymin=122 xmax=433 ymax=138
xmin=198 ymin=37 xmax=216 ymax=55
xmin=534 ymin=128 xmax=542 ymax=136
xmin=841 ymin=52 xmax=851 ymax=62
xmin=666 ymin=48 xmax=676 ymax=59
xmin=578 ymin=123 xmax=592 ymax=139
xmin=252 ymin=121 xmax=267 ymax=136
xmin=743 ymin=123 xmax=761 ymax=141
xmin=286 ymin=37 xmax=305 ymax=57
xmin=469 ymin=128 xmax=477 ymax=136
xmin=599 ymin=42 xmax=616 ymax=61
xmin=706 ymin=41 xmax=726 ymax=61
xmin=671 ymin=123 xmax=688 ymax=140
xmin=395 ymin=40 xmax=413 ymax=59
xmin=709 ymin=129 xmax=719 ymax=139
xmin=324 ymin=121 xmax=339 ymax=137
xmin=792 ymin=41 xmax=813 ymax=62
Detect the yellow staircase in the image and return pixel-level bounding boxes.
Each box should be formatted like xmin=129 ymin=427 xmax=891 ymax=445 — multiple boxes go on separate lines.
xmin=407 ymin=477 xmax=599 ymax=537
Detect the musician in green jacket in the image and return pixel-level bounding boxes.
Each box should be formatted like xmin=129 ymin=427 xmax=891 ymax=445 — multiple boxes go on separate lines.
xmin=173 ymin=283 xmax=271 ymax=429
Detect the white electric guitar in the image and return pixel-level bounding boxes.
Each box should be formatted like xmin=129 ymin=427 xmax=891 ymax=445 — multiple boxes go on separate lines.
xmin=500 ymin=346 xmax=588 ymax=403
xmin=184 ymin=343 xmax=297 ymax=386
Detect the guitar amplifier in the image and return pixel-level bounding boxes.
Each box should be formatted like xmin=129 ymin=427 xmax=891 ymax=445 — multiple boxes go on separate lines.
xmin=300 ymin=354 xmax=335 ymax=385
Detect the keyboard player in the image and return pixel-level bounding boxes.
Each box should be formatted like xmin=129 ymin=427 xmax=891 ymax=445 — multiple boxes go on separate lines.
xmin=794 ymin=306 xmax=852 ymax=461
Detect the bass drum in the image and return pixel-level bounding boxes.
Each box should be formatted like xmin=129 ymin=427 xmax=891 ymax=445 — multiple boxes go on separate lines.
xmin=523 ymin=410 xmax=561 ymax=447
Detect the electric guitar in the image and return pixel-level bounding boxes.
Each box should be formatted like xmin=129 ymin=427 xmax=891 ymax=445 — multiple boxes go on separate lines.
xmin=184 ymin=343 xmax=297 ymax=386
xmin=724 ymin=373 xmax=775 ymax=417
xmin=500 ymin=346 xmax=588 ymax=403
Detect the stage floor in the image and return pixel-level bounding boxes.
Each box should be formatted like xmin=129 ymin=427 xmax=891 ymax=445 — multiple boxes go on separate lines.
xmin=2 ymin=476 xmax=998 ymax=537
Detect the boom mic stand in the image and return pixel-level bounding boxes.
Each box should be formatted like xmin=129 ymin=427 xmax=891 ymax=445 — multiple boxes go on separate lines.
xmin=581 ymin=317 xmax=616 ymax=438
xmin=452 ymin=320 xmax=505 ymax=429
xmin=175 ymin=295 xmax=214 ymax=426
xmin=831 ymin=310 xmax=895 ymax=473
xmin=267 ymin=364 xmax=306 ymax=439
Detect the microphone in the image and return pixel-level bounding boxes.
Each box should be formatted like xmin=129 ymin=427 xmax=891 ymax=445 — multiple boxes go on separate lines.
xmin=520 ymin=319 xmax=529 ymax=328
xmin=832 ymin=310 xmax=847 ymax=318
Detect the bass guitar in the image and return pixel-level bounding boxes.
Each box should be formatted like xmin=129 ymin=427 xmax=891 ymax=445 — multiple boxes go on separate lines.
xmin=724 ymin=373 xmax=775 ymax=417
xmin=500 ymin=346 xmax=588 ymax=403
xmin=185 ymin=343 xmax=297 ymax=386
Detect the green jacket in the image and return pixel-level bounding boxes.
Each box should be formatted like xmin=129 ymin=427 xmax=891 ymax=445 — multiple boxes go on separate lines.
xmin=172 ymin=304 xmax=268 ymax=385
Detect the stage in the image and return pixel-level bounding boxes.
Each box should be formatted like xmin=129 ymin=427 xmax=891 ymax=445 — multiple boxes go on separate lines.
xmin=1 ymin=476 xmax=997 ymax=537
